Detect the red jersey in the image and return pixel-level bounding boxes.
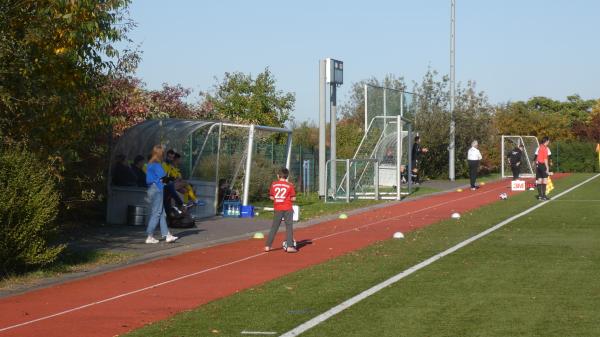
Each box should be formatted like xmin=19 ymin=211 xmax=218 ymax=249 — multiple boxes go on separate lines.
xmin=270 ymin=180 xmax=296 ymax=211
xmin=535 ymin=145 xmax=551 ymax=164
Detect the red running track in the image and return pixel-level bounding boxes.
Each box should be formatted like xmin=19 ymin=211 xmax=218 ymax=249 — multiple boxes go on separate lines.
xmin=0 ymin=178 xmax=551 ymax=337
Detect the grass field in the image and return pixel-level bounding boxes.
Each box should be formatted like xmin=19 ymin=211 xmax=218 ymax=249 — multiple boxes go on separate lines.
xmin=125 ymin=173 xmax=599 ymax=337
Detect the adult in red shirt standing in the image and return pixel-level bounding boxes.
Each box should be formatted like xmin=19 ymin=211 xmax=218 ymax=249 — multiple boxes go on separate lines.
xmin=265 ymin=167 xmax=297 ymax=253
xmin=534 ymin=136 xmax=552 ymax=200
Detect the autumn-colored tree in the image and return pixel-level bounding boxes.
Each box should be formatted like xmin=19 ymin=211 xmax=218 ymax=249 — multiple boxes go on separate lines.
xmin=106 ymin=50 xmax=212 ymax=136
xmin=494 ymin=95 xmax=594 ymax=141
xmin=0 ymin=0 xmax=133 ymax=158
xmin=572 ymin=99 xmax=600 ymax=142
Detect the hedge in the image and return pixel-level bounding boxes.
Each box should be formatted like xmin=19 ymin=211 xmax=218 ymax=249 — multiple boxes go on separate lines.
xmin=0 ymin=146 xmax=64 ymax=274
xmin=553 ymin=141 xmax=598 ymax=173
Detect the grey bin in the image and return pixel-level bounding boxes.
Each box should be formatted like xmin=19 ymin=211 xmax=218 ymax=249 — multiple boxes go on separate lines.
xmin=127 ymin=205 xmax=146 ymax=226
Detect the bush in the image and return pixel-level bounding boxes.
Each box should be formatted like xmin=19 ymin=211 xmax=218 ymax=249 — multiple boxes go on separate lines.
xmin=553 ymin=141 xmax=598 ymax=173
xmin=0 ymin=147 xmax=64 ymax=274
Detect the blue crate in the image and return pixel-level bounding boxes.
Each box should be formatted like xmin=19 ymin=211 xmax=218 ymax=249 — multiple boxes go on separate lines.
xmin=223 ymin=200 xmax=241 ymax=218
xmin=240 ymin=205 xmax=254 ymax=218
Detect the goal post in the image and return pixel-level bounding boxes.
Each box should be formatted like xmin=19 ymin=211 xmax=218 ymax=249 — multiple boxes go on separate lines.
xmin=501 ymin=135 xmax=539 ymax=179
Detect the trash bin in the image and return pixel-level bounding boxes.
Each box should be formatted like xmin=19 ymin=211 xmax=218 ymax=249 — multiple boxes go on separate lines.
xmin=127 ymin=205 xmax=146 ymax=226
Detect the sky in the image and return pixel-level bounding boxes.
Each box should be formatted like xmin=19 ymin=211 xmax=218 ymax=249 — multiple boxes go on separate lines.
xmin=127 ymin=0 xmax=600 ymax=122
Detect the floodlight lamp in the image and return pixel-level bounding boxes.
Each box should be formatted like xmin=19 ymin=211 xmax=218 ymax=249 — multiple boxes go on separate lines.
xmin=325 ymin=58 xmax=343 ymax=85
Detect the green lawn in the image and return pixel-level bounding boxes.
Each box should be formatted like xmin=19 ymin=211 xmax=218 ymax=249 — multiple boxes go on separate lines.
xmin=125 ymin=173 xmax=599 ymax=337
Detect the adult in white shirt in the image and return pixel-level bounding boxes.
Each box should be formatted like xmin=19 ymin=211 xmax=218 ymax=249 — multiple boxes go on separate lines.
xmin=467 ymin=140 xmax=483 ymax=190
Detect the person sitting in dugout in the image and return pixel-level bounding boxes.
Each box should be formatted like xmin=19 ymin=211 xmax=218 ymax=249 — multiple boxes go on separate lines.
xmin=112 ymin=154 xmax=137 ymax=186
xmin=169 ymin=152 xmax=200 ymax=205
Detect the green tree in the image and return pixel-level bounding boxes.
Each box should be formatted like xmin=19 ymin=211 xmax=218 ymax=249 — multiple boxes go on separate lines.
xmin=340 ymin=74 xmax=407 ymax=128
xmin=413 ymin=70 xmax=494 ymax=178
xmin=290 ymin=120 xmax=319 ymax=150
xmin=203 ymin=68 xmax=295 ymax=127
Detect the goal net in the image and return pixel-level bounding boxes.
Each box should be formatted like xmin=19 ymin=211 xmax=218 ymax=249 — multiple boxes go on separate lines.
xmin=501 ymin=135 xmax=539 ymax=178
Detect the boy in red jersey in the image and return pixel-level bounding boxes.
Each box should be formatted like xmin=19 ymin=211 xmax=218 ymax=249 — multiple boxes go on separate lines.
xmin=534 ymin=136 xmax=552 ymax=200
xmin=265 ymin=167 xmax=297 ymax=253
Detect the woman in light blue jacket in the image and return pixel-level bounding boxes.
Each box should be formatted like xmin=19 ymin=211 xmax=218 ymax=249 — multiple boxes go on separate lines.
xmin=145 ymin=145 xmax=179 ymax=244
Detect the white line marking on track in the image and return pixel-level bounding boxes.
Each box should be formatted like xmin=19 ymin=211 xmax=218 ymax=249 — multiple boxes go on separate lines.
xmin=0 ymin=183 xmax=507 ymax=333
xmin=0 ymin=252 xmax=267 ymax=333
xmin=279 ymin=174 xmax=600 ymax=337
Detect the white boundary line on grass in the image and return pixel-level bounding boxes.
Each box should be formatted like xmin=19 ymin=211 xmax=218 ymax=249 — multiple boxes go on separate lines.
xmin=0 ymin=183 xmax=522 ymax=333
xmin=552 ymin=199 xmax=600 ymax=202
xmin=279 ymin=174 xmax=600 ymax=337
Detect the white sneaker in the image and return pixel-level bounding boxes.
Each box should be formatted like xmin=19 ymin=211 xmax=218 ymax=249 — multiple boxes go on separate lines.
xmin=145 ymin=236 xmax=159 ymax=244
xmin=165 ymin=234 xmax=179 ymax=243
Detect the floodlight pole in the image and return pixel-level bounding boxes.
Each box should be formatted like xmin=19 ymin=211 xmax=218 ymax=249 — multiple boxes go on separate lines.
xmin=396 ymin=115 xmax=402 ymax=201
xmin=330 ymin=83 xmax=337 ymax=196
xmin=318 ymin=60 xmax=327 ymax=197
xmin=242 ymin=124 xmax=255 ymax=206
xmin=449 ymin=0 xmax=456 ymax=181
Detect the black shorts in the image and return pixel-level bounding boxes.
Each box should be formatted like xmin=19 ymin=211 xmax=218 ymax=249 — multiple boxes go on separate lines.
xmin=535 ymin=164 xmax=548 ymax=179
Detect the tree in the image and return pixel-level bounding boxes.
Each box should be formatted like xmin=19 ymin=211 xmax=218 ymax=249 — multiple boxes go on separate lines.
xmin=202 ymin=68 xmax=295 ymax=127
xmin=494 ymin=96 xmax=591 ymax=141
xmin=413 ymin=70 xmax=494 ymax=178
xmin=572 ymin=99 xmax=600 ymax=142
xmin=290 ymin=120 xmax=319 ymax=150
xmin=340 ymin=74 xmax=407 ymax=128
xmin=0 ymin=0 xmax=134 ymax=222
xmin=0 ymin=0 xmax=133 ymax=157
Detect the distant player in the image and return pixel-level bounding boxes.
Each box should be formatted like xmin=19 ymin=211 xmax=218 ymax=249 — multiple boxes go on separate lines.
xmin=533 ymin=136 xmax=552 ymax=200
xmin=265 ymin=167 xmax=297 ymax=253
xmin=507 ymin=143 xmax=524 ymax=180
xmin=411 ymin=136 xmax=428 ymax=184
xmin=467 ymin=140 xmax=483 ymax=190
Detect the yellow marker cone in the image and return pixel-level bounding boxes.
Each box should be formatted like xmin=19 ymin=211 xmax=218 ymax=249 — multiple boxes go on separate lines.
xmin=456 ymin=188 xmax=463 ymax=192
xmin=252 ymin=232 xmax=264 ymax=239
xmin=339 ymin=214 xmax=348 ymax=219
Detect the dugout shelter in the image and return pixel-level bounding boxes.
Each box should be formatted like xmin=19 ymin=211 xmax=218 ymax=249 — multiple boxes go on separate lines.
xmin=107 ymin=119 xmax=292 ymax=225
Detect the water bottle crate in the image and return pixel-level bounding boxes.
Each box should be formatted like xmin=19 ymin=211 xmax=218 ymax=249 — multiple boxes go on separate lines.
xmin=222 ymin=200 xmax=242 ymax=218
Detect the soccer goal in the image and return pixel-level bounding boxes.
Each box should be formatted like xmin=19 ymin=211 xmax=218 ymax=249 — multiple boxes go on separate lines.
xmin=501 ymin=135 xmax=540 ymax=178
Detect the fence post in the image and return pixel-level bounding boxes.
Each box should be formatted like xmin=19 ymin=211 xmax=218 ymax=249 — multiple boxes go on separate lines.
xmin=556 ymin=143 xmax=559 ymax=172
xmin=346 ymin=159 xmax=350 ymax=203
xmin=374 ymin=160 xmax=379 ymax=200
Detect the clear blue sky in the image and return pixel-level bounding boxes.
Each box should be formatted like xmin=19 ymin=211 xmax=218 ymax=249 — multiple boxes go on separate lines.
xmin=128 ymin=0 xmax=599 ymax=122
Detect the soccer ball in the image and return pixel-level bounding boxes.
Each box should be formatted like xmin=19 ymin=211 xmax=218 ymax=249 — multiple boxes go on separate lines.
xmin=499 ymin=192 xmax=508 ymax=200
xmin=282 ymin=240 xmax=297 ymax=250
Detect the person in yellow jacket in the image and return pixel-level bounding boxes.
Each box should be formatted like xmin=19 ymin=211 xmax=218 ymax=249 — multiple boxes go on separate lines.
xmin=167 ymin=152 xmax=199 ymax=205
